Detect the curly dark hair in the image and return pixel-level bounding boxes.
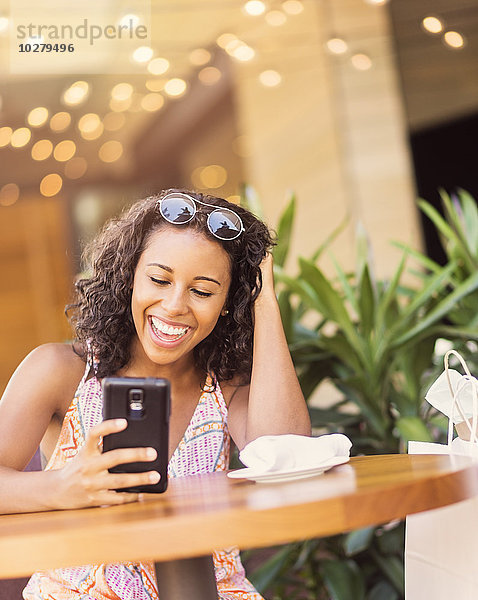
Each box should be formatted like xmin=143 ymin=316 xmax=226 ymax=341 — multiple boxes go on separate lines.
xmin=67 ymin=189 xmax=275 ymax=383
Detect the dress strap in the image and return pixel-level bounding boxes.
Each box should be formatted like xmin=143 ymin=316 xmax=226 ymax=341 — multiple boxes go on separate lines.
xmin=85 ymin=339 xmax=99 ymax=375
xmin=204 ymin=373 xmax=215 ymax=392
xmin=72 ymin=341 xmax=97 ymax=398
xmin=73 ymin=354 xmax=92 ymax=398
xmin=205 ymin=373 xmax=228 ymax=420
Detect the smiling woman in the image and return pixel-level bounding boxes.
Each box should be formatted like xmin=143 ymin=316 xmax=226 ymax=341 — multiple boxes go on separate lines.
xmin=129 ymin=227 xmax=231 ymax=371
xmin=68 ymin=190 xmax=273 ymax=384
xmin=0 ymin=189 xmax=311 ymax=600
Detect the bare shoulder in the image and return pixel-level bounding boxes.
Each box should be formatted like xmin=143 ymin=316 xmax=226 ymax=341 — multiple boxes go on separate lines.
xmin=18 ymin=342 xmax=85 ymax=379
xmin=27 ymin=342 xmax=84 ymax=364
xmin=0 ymin=343 xmax=87 ymax=470
xmin=4 ymin=343 xmax=87 ymax=413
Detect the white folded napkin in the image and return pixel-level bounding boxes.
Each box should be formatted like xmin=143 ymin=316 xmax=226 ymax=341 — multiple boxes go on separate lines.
xmin=238 ymin=433 xmax=352 ymax=475
xmin=425 ymin=369 xmax=478 ymax=423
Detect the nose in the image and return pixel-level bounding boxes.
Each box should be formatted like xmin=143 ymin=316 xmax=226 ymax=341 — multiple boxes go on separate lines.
xmin=160 ymin=285 xmax=188 ymax=316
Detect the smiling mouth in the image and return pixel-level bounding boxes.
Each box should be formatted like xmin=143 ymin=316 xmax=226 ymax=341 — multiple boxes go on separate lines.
xmin=150 ymin=316 xmax=191 ymax=341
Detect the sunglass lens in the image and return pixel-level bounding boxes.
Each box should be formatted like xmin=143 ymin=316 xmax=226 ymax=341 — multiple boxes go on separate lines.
xmin=160 ymin=195 xmax=196 ymax=224
xmin=208 ymin=209 xmax=243 ymax=240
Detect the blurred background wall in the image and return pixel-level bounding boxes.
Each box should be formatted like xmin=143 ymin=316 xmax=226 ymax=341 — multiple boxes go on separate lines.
xmin=0 ymin=0 xmax=476 ymax=393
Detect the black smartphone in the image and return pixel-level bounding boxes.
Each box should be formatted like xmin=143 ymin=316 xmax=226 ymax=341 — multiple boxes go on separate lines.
xmin=102 ymin=377 xmax=170 ymax=493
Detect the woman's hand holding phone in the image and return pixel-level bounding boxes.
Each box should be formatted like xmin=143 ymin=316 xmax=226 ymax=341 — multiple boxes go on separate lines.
xmin=51 ymin=419 xmax=160 ymax=509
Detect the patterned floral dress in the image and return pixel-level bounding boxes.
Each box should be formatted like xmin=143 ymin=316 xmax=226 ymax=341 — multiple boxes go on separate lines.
xmin=23 ymin=361 xmax=263 ymax=600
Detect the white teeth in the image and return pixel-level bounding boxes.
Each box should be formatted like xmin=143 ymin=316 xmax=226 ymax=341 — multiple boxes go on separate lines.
xmin=151 ymin=316 xmax=188 ymax=337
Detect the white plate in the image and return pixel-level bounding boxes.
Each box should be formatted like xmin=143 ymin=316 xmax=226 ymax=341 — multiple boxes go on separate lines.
xmin=227 ymin=455 xmax=350 ymax=483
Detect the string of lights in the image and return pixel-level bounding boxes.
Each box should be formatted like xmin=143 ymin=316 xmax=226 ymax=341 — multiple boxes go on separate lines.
xmin=0 ymin=0 xmax=469 ymax=206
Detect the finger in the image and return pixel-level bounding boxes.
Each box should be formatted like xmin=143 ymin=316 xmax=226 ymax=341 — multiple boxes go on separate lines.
xmin=105 ymin=470 xmax=161 ymax=490
xmin=92 ymin=490 xmax=141 ymax=507
xmin=85 ymin=419 xmax=127 ymax=452
xmin=99 ymin=447 xmax=157 ymax=470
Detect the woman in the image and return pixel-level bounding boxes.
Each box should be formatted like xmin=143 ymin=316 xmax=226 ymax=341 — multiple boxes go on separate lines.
xmin=0 ymin=189 xmax=311 ymax=599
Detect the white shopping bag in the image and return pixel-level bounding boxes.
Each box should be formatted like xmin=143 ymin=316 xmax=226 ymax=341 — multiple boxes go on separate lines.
xmin=406 ymin=350 xmax=478 ymax=599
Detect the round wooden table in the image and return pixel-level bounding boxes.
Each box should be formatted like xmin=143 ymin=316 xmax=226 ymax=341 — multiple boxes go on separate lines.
xmin=2 ymin=454 xmax=478 ymax=599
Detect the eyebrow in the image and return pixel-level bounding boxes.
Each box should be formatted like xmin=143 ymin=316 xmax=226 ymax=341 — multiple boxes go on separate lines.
xmin=146 ymin=263 xmax=222 ymax=286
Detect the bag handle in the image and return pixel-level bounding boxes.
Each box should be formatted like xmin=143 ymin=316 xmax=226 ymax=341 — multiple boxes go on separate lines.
xmin=444 ymin=349 xmax=478 ymax=446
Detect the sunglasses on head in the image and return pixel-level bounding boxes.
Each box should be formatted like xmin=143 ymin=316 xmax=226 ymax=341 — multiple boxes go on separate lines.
xmin=157 ymin=192 xmax=244 ymax=241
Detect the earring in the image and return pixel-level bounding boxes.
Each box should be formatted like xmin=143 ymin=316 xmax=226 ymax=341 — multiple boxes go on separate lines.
xmin=221 ymin=309 xmax=229 ymax=316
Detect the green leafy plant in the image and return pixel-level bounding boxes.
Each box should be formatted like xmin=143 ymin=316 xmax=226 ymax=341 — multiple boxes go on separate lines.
xmin=274 ymin=193 xmax=478 ymax=452
xmin=243 ymin=190 xmax=478 ymax=599
xmin=395 ymin=188 xmax=478 ymax=373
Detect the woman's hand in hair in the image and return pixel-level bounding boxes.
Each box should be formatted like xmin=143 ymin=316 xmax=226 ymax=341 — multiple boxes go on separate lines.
xmin=229 ymin=250 xmax=310 ymax=447
xmin=256 ymin=252 xmax=276 ymax=307
xmin=51 ymin=419 xmax=159 ymax=509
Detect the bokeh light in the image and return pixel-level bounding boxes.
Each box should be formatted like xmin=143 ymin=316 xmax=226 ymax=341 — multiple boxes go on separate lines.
xmin=40 ymin=173 xmax=63 ymax=197
xmin=265 ymin=11 xmax=287 ymax=26
xmin=192 ymin=164 xmax=228 ymax=189
xmin=198 ymin=67 xmax=222 ymax=85
xmin=0 ymin=126 xmax=12 ymax=147
xmin=351 ymin=53 xmax=373 ymax=70
xmin=119 ymin=14 xmax=140 ymax=28
xmin=78 ymin=113 xmax=100 ymax=133
xmin=244 ymin=1 xmax=266 ymax=16
xmin=216 ymin=33 xmax=237 ymax=49
xmin=65 ymin=157 xmax=88 ymax=179
xmin=326 ymin=38 xmax=348 ymax=54
xmin=78 ymin=113 xmax=104 ymax=140
xmin=54 ymin=140 xmax=76 ymax=162
xmin=111 ymin=83 xmax=134 ymax=101
xmin=422 ymin=16 xmax=444 ymax=34
xmin=146 ymin=79 xmax=165 ymax=92
xmin=98 ymin=140 xmax=123 ymax=162
xmin=226 ymin=41 xmax=255 ymax=62
xmin=141 ymin=93 xmax=164 ymax=112
xmin=27 ymin=107 xmax=49 ymax=127
xmin=10 ymin=127 xmax=31 ymax=148
xmin=62 ymin=81 xmax=89 ymax=106
xmin=189 ymin=48 xmax=211 ymax=66
xmin=164 ymin=78 xmax=187 ymax=97
xmin=147 ymin=57 xmax=169 ymax=75
xmin=133 ymin=46 xmax=154 ymax=63
xmin=31 ymin=139 xmax=53 ymax=161
xmin=282 ymin=0 xmax=304 ymax=15
xmin=50 ymin=112 xmax=71 ymax=132
xmin=0 ymin=183 xmax=19 ymax=206
xmin=259 ymin=70 xmax=282 ymax=87
xmin=443 ymin=31 xmax=465 ymax=49
xmin=0 ymin=17 xmax=9 ymax=34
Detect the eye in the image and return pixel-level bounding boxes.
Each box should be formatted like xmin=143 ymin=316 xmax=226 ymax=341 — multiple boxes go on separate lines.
xmin=150 ymin=277 xmax=169 ymax=286
xmin=192 ymin=288 xmax=213 ymax=298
